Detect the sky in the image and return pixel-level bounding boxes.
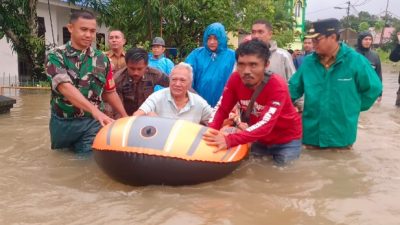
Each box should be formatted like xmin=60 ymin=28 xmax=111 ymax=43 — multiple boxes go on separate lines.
xmin=306 ymin=0 xmax=400 ymax=21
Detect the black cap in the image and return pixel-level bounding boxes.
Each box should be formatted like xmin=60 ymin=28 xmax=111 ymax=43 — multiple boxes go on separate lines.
xmin=305 ymin=18 xmax=341 ymax=38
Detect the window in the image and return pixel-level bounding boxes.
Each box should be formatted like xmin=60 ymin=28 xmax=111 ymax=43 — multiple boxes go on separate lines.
xmin=295 ymin=1 xmax=302 ymax=18
xmin=96 ymin=33 xmax=105 ymax=50
xmin=63 ymin=27 xmax=71 ymax=44
xmin=38 ymin=17 xmax=46 ymax=37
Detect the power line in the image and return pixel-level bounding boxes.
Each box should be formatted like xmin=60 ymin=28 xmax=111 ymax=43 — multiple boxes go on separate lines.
xmin=379 ymin=0 xmax=390 ymax=47
xmin=307 ymin=0 xmax=349 ymax=15
xmin=353 ymin=0 xmax=373 ymax=7
xmin=308 ymin=6 xmax=336 ymax=15
xmin=388 ymin=11 xmax=400 ymax=19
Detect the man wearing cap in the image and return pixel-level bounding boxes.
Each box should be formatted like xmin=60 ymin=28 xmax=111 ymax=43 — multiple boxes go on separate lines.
xmin=148 ymin=37 xmax=174 ymax=75
xmin=105 ymin=30 xmax=126 ymax=73
xmin=289 ymin=18 xmax=382 ymax=149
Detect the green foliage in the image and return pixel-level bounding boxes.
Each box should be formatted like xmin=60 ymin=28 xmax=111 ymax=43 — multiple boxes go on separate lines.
xmin=0 ymin=0 xmax=46 ymax=81
xmin=340 ymin=11 xmax=378 ymax=30
xmin=37 ymin=80 xmax=51 ymax=87
xmin=0 ymin=0 xmax=295 ymax=81
xmin=376 ymin=48 xmax=390 ymax=63
xmin=75 ymin=0 xmax=294 ymax=59
xmin=93 ymin=0 xmax=239 ymax=59
xmin=374 ymin=20 xmax=385 ymax=32
xmin=358 ymin=22 xmax=370 ymax=32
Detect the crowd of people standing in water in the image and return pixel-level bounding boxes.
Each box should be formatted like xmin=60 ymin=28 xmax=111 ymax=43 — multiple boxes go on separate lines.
xmin=47 ymin=10 xmax=393 ymax=166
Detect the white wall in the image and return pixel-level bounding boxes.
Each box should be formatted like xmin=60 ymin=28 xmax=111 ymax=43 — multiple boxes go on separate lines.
xmin=0 ymin=1 xmax=110 ymax=82
xmin=37 ymin=3 xmax=59 ymax=46
xmin=0 ymin=38 xmax=19 ymax=85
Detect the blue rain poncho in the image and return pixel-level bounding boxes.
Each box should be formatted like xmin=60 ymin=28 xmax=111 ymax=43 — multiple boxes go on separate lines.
xmin=185 ymin=22 xmax=235 ymax=107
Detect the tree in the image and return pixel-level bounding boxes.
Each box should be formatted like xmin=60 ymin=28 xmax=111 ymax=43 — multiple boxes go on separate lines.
xmin=90 ymin=0 xmax=238 ymax=59
xmin=91 ymin=0 xmax=293 ymax=59
xmin=0 ymin=0 xmax=294 ymax=80
xmin=0 ymin=0 xmax=45 ymax=81
xmin=340 ymin=11 xmax=378 ymax=32
xmin=373 ymin=20 xmax=385 ymax=40
xmin=358 ymin=22 xmax=370 ymax=32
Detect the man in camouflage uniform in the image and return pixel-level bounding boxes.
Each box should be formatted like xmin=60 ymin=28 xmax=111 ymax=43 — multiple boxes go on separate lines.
xmin=111 ymin=47 xmax=169 ymax=117
xmin=46 ymin=10 xmax=127 ymax=153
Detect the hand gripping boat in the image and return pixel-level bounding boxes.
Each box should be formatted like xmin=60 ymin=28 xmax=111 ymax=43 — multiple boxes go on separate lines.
xmin=92 ymin=116 xmax=249 ymax=186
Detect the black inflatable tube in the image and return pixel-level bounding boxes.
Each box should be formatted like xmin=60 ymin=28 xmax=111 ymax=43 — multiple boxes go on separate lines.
xmin=94 ymin=149 xmax=242 ymax=186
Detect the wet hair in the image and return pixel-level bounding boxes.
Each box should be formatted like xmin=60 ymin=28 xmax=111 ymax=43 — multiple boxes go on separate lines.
xmin=125 ymin=48 xmax=148 ymax=64
xmin=235 ymin=39 xmax=271 ymax=63
xmin=287 ymin=49 xmax=294 ymax=54
xmin=172 ymin=62 xmax=193 ymax=81
xmin=252 ymin=19 xmax=273 ymax=31
xmin=69 ymin=10 xmax=96 ymax=23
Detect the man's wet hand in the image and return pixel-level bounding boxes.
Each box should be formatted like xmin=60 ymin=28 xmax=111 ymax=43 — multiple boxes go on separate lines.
xmin=92 ymin=110 xmax=114 ymax=126
xmin=203 ymin=128 xmax=228 ymax=153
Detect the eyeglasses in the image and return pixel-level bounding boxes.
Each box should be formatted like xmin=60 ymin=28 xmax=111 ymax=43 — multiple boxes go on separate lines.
xmin=312 ymin=35 xmax=326 ymax=44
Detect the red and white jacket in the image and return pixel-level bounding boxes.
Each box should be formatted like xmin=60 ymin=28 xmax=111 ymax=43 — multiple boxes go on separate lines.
xmin=208 ymin=72 xmax=302 ymax=148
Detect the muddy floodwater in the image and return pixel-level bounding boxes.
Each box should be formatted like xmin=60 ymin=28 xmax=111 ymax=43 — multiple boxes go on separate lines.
xmin=0 ymin=68 xmax=399 ymax=225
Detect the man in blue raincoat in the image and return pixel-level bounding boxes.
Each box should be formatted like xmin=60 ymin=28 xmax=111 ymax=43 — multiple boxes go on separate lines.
xmin=185 ymin=22 xmax=236 ymax=107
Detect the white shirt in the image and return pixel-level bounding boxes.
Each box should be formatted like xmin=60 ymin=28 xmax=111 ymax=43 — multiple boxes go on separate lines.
xmin=139 ymin=88 xmax=213 ymax=124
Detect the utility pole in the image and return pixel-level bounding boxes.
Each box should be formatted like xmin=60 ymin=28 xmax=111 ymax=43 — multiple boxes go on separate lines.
xmin=379 ymin=0 xmax=390 ymax=47
xmin=334 ymin=1 xmax=351 ymax=43
xmin=345 ymin=1 xmax=350 ymax=28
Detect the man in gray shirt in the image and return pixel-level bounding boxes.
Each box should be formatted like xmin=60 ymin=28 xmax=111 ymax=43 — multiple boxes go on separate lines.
xmin=251 ymin=19 xmax=296 ymax=81
xmin=133 ymin=62 xmax=213 ymax=124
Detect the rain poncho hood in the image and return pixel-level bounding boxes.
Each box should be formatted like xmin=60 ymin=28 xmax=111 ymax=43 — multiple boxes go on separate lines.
xmin=356 ymin=31 xmax=382 ymax=82
xmin=202 ymin=22 xmax=228 ymax=53
xmin=357 ymin=31 xmax=373 ymax=52
xmin=185 ymin=22 xmax=236 ymax=107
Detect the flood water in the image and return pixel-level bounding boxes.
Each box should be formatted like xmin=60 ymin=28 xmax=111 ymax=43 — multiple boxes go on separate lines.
xmin=1 ymin=69 xmax=399 ymax=225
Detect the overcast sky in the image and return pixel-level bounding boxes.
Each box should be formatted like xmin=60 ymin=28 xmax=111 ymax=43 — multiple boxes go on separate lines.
xmin=306 ymin=0 xmax=400 ymax=21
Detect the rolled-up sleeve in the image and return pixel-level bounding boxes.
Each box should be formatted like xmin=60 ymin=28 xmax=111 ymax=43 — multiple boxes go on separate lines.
xmin=200 ymin=98 xmax=213 ymax=124
xmin=138 ymin=92 xmax=159 ymax=114
xmin=46 ymin=51 xmax=72 ymax=93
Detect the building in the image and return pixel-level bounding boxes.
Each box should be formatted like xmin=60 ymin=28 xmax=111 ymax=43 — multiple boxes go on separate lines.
xmin=287 ymin=0 xmax=307 ymax=50
xmin=369 ymin=27 xmax=395 ymax=46
xmin=233 ymin=0 xmax=308 ymax=50
xmin=0 ymin=0 xmax=109 ymax=84
xmin=340 ymin=28 xmax=358 ymax=47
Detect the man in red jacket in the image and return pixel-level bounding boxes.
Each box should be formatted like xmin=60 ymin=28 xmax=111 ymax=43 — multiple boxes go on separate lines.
xmin=203 ymin=39 xmax=302 ymax=166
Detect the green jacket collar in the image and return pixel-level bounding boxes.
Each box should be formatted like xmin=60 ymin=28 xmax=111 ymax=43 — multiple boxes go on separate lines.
xmin=65 ymin=41 xmax=95 ymax=58
xmin=311 ymin=42 xmax=351 ymax=66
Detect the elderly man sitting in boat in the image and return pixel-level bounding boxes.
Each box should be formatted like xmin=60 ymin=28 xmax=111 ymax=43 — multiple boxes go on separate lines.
xmin=133 ymin=62 xmax=213 ymax=125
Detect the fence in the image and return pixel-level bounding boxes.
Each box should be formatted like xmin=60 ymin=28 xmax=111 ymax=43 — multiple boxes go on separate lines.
xmin=0 ymin=73 xmax=50 ymax=96
xmin=0 ymin=73 xmax=19 ymax=87
xmin=0 ymin=73 xmax=51 ymax=87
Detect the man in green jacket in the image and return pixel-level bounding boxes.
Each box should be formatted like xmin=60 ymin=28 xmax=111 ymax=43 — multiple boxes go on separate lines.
xmin=289 ymin=18 xmax=382 ymax=149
